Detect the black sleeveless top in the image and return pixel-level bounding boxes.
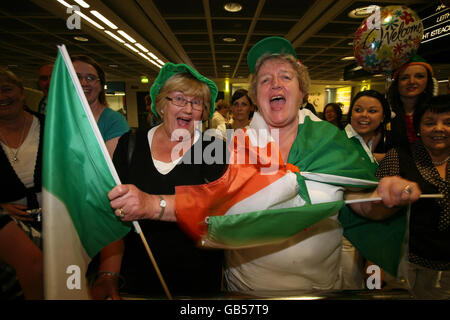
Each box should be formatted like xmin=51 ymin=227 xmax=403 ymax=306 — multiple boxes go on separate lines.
xmin=378 ymin=142 xmax=450 ymax=270
xmin=113 ymin=128 xmax=228 ymax=296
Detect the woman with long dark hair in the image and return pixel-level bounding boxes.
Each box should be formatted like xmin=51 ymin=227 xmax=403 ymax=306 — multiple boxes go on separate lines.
xmin=386 ymin=55 xmax=435 ymax=150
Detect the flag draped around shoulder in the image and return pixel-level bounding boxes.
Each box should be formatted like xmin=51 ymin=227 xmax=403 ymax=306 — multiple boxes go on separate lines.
xmin=42 ymin=45 xmax=131 ymax=300
xmin=175 ymin=110 xmax=407 ymax=276
xmin=176 ymin=112 xmax=408 ymax=276
xmin=175 ymin=111 xmax=379 ymax=248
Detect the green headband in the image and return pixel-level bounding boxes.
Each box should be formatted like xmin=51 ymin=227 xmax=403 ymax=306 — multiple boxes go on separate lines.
xmin=247 ymin=36 xmax=298 ymax=74
xmin=150 ymin=62 xmax=218 ymax=119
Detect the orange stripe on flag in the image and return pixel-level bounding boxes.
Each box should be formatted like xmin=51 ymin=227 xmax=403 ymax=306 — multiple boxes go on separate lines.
xmin=175 ymin=129 xmax=289 ymax=242
xmin=286 ymin=163 xmax=300 ymax=173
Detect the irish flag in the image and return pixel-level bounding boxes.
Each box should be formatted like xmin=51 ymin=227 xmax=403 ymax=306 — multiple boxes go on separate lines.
xmin=42 ymin=45 xmax=131 ymax=299
xmin=176 ymin=111 xmax=407 ymax=276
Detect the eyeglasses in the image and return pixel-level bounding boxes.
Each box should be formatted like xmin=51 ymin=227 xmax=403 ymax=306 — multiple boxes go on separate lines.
xmin=165 ymin=95 xmax=204 ymax=111
xmin=77 ymin=73 xmax=100 ymax=84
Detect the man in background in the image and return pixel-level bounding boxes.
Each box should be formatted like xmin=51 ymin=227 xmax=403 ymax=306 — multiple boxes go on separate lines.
xmin=37 ymin=63 xmax=53 ymax=114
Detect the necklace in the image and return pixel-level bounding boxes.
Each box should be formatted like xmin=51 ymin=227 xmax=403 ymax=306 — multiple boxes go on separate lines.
xmin=0 ymin=115 xmax=28 ymax=163
xmin=432 ymin=155 xmax=450 ymax=166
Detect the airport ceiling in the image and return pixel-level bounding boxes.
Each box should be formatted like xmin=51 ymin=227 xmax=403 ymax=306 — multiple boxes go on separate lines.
xmin=0 ymin=0 xmax=448 ymax=87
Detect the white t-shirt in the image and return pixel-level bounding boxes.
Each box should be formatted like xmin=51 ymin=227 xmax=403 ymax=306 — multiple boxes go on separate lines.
xmin=148 ymin=124 xmax=200 ymax=175
xmin=1 ymin=116 xmax=42 ymax=207
xmin=224 ymin=110 xmax=346 ymax=293
xmin=224 ymin=181 xmax=345 ymax=292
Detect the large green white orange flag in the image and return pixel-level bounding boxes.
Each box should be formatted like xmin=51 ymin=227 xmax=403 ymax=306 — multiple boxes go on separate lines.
xmin=175 ymin=112 xmax=408 ymax=277
xmin=42 ymin=45 xmax=131 ymax=299
xmin=176 ymin=112 xmax=379 ymax=247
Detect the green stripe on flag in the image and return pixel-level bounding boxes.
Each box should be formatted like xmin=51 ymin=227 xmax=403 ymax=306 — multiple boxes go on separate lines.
xmin=339 ymin=205 xmax=408 ymax=277
xmin=43 ymin=46 xmax=130 ymax=259
xmin=206 ymin=200 xmax=345 ymax=248
xmin=290 ymin=117 xmax=378 ymax=183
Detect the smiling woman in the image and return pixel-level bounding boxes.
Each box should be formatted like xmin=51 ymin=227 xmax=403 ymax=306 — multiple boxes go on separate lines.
xmin=345 ymin=89 xmax=392 ymax=164
xmin=376 ymin=94 xmax=450 ymax=299
xmin=387 ymin=55 xmax=435 ymax=150
xmin=106 ymin=37 xmax=423 ymax=295
xmin=0 ymin=68 xmax=44 ymax=299
xmin=0 ymin=68 xmax=44 ymax=228
xmin=71 ymin=55 xmax=130 ymax=157
xmin=91 ymin=63 xmax=227 ymax=299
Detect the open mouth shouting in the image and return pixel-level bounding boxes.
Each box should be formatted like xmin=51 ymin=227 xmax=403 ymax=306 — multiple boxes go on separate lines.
xmin=177 ymin=116 xmax=192 ymax=128
xmin=270 ymin=95 xmax=286 ymax=110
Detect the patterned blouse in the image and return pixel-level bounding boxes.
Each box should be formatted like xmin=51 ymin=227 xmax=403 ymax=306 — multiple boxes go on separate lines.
xmin=376 ymin=141 xmax=450 ymax=270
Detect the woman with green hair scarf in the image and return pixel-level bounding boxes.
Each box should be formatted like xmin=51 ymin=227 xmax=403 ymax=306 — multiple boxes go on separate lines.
xmin=91 ymin=63 xmax=227 ymax=299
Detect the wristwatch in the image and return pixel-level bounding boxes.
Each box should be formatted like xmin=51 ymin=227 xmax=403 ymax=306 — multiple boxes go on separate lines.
xmin=158 ymin=195 xmax=166 ymax=220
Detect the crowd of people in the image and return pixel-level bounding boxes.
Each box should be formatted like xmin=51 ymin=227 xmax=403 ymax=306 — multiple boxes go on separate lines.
xmin=0 ymin=35 xmax=448 ymax=300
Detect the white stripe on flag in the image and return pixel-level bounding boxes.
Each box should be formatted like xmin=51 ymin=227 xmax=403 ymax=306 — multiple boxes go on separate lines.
xmin=225 ymin=172 xmax=301 ymax=215
xmin=43 ymin=189 xmax=90 ymax=300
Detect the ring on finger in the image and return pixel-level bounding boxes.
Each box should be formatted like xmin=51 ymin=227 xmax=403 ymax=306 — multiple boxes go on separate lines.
xmin=119 ymin=208 xmax=125 ymax=218
xmin=402 ymin=184 xmax=412 ymax=195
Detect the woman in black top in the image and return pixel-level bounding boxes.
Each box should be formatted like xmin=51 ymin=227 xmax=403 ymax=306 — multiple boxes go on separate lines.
xmin=91 ymin=63 xmax=227 ymax=299
xmin=376 ymin=95 xmax=450 ymax=299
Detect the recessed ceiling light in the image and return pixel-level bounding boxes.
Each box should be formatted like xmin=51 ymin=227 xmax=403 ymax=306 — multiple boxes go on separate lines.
xmin=223 ymin=37 xmax=236 ymax=42
xmin=350 ymin=66 xmax=363 ymax=71
xmin=224 ymin=2 xmax=242 ymax=13
xmin=74 ymin=10 xmax=104 ymax=30
xmin=223 ymin=65 xmax=231 ymax=68
xmin=135 ymin=43 xmax=149 ymax=52
xmin=74 ymin=36 xmax=89 ymax=42
xmin=124 ymin=43 xmax=139 ymax=53
xmin=348 ymin=5 xmax=379 ymax=19
xmin=148 ymin=52 xmax=158 ymax=60
xmin=138 ymin=52 xmax=151 ymax=61
xmin=90 ymin=10 xmax=118 ymax=29
xmin=104 ymin=30 xmax=124 ymax=43
xmin=56 ymin=0 xmax=72 ymax=9
xmin=74 ymin=0 xmax=89 ymax=8
xmin=118 ymin=30 xmax=136 ymax=43
xmin=341 ymin=56 xmax=355 ymax=61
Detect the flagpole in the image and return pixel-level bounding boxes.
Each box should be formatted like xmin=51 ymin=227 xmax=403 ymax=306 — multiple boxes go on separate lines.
xmin=57 ymin=44 xmax=173 ymax=300
xmin=345 ymin=193 xmax=444 ymax=204
xmin=135 ymin=224 xmax=173 ymax=300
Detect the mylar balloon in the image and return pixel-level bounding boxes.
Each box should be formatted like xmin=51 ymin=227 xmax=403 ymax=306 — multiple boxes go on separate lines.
xmin=353 ymin=6 xmax=423 ymax=75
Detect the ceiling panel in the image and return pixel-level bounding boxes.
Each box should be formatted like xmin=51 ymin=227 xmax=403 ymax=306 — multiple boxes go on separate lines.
xmin=0 ymin=0 xmax=447 ymax=88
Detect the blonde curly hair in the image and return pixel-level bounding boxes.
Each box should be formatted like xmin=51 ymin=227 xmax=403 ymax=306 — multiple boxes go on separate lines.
xmin=248 ymin=54 xmax=310 ymax=104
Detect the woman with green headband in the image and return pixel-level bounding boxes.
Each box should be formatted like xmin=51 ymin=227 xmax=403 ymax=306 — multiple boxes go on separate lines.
xmin=92 ymin=63 xmax=227 ymax=299
xmin=109 ymin=38 xmax=422 ymax=294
